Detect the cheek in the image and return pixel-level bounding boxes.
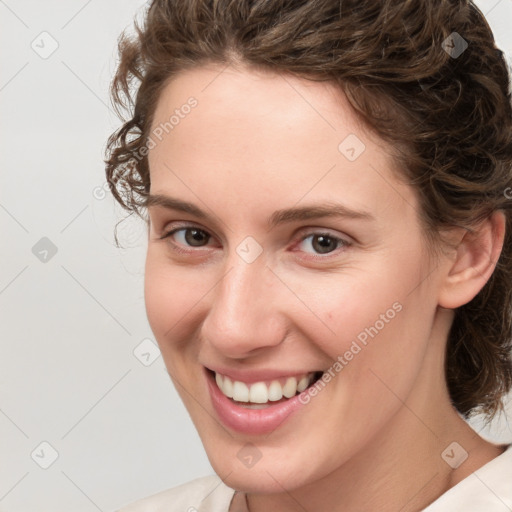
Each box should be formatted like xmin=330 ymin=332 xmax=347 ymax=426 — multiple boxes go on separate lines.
xmin=283 ymin=249 xmax=435 ymax=383
xmin=143 ymin=251 xmax=208 ymax=343
xmin=280 ymin=271 xmax=404 ymax=354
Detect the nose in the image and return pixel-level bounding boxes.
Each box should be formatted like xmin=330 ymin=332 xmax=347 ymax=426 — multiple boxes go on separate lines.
xmin=201 ymin=255 xmax=287 ymax=359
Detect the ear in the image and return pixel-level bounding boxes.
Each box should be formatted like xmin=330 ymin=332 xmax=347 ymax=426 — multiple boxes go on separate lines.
xmin=438 ymin=210 xmax=506 ymax=309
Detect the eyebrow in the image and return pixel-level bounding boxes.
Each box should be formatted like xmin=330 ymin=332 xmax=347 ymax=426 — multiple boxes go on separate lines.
xmin=144 ymin=193 xmax=375 ymax=228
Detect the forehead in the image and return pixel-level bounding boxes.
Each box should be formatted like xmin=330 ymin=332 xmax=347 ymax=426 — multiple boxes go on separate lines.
xmin=148 ymin=64 xmax=418 ymax=228
xmin=150 ymin=64 xmax=366 ymax=154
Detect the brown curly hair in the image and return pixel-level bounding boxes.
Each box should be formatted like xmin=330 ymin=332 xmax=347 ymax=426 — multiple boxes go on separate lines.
xmin=105 ymin=0 xmax=512 ymax=418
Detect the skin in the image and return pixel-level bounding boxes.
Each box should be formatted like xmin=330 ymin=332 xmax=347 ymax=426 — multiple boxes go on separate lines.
xmin=144 ymin=64 xmax=506 ymax=512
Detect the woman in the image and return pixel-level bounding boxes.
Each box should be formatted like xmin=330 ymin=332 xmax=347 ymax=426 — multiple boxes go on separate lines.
xmin=106 ymin=0 xmax=512 ymax=510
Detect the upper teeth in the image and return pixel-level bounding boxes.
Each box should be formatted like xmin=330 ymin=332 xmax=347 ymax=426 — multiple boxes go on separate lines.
xmin=215 ymin=372 xmax=314 ymax=404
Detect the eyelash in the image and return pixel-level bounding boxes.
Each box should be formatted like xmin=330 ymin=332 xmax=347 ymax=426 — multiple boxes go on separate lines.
xmin=159 ymin=224 xmax=351 ymax=258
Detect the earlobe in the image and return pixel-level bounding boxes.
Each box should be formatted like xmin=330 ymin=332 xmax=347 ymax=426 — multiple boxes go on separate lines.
xmin=438 ymin=210 xmax=506 ymax=309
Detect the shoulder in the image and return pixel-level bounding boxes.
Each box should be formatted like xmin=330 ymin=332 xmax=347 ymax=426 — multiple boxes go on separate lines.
xmin=423 ymin=443 xmax=512 ymax=511
xmin=117 ymin=474 xmax=236 ymax=512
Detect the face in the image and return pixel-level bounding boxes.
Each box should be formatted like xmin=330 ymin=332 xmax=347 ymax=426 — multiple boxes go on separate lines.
xmin=144 ymin=65 xmax=447 ymax=493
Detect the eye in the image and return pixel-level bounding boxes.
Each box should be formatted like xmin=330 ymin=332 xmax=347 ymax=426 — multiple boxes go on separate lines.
xmin=162 ymin=227 xmax=212 ymax=248
xmin=297 ymin=232 xmax=347 ymax=255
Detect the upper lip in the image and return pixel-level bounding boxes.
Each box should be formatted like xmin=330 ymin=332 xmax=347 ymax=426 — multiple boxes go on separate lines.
xmin=204 ymin=365 xmax=321 ymax=384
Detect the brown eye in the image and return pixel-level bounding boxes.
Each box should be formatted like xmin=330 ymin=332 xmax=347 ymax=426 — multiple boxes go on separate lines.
xmin=297 ymin=233 xmax=346 ymax=255
xmin=163 ymin=227 xmax=212 ymax=247
xmin=183 ymin=228 xmax=210 ymax=246
xmin=311 ymin=234 xmax=339 ymax=254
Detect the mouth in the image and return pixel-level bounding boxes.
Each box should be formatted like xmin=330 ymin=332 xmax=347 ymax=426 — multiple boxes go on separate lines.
xmin=205 ymin=367 xmax=325 ymax=434
xmin=208 ymin=369 xmax=324 ymax=409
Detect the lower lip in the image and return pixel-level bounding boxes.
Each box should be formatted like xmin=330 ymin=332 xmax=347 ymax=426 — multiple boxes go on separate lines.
xmin=206 ymin=370 xmax=308 ymax=435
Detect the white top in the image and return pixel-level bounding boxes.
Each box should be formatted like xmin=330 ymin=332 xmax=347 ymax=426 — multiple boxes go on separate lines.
xmin=118 ymin=444 xmax=512 ymax=511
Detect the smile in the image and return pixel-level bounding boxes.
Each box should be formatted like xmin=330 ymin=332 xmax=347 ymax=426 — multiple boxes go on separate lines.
xmin=214 ymin=371 xmax=318 ymax=407
xmin=205 ymin=367 xmax=326 ymax=434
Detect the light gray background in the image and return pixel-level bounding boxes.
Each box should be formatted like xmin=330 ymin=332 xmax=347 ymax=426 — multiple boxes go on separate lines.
xmin=1 ymin=1 xmax=511 ymax=511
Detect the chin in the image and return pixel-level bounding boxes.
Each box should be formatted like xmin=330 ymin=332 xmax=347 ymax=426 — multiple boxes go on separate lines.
xmin=203 ymin=440 xmax=320 ymax=494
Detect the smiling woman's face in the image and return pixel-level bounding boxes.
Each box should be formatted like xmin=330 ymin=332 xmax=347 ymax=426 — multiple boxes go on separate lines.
xmin=144 ymin=65 xmax=452 ymax=493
